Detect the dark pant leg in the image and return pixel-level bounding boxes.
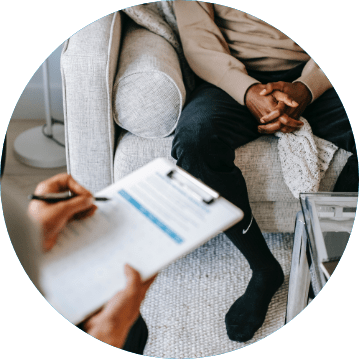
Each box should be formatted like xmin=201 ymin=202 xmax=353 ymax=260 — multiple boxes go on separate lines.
xmin=122 ymin=315 xmax=148 ymax=355
xmin=171 ymin=82 xmax=279 ymax=270
xmin=172 ymin=82 xmax=285 ymax=343
xmin=302 ymin=88 xmax=358 ymax=192
xmin=172 ymin=82 xmax=259 ymax=228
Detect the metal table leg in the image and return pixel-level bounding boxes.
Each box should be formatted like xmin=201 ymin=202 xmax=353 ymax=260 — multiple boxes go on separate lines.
xmin=286 ymin=212 xmax=311 ymax=323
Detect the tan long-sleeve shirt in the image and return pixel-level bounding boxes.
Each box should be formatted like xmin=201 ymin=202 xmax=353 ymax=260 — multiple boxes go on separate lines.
xmin=173 ymin=1 xmax=332 ymax=105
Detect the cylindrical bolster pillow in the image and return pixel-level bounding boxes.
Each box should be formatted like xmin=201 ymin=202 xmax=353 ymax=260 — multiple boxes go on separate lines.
xmin=113 ymin=20 xmax=186 ymax=138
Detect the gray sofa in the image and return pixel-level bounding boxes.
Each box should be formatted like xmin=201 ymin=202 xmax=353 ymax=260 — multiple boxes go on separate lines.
xmin=61 ymin=11 xmax=351 ymax=233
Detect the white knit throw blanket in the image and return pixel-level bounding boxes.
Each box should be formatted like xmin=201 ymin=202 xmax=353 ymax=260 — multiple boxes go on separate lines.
xmin=122 ymin=4 xmax=338 ymax=198
xmin=274 ymin=117 xmax=338 ymax=198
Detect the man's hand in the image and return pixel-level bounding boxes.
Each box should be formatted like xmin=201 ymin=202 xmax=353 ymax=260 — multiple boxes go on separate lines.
xmin=28 ymin=173 xmax=97 ymax=251
xmin=258 ymin=81 xmax=312 ymax=134
xmin=82 ymin=265 xmax=157 ymax=349
xmin=245 ymin=83 xmax=301 ymax=134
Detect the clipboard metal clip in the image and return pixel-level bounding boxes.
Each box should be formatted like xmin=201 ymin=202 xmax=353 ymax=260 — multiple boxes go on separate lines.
xmin=167 ymin=169 xmax=219 ymax=205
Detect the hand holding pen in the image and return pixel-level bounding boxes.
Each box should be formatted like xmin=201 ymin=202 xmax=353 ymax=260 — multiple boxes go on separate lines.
xmin=28 ymin=173 xmax=101 ymax=251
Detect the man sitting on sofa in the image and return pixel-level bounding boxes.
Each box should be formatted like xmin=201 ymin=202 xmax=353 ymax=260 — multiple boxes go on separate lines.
xmin=171 ymin=1 xmax=358 ymax=343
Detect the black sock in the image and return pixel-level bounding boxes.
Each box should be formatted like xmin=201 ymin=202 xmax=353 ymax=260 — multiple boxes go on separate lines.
xmin=224 ymin=216 xmax=284 ymax=342
xmin=225 ymin=264 xmax=284 ymax=342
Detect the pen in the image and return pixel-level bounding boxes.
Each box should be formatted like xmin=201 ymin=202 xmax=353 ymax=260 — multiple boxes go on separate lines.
xmin=29 ymin=193 xmax=110 ymax=203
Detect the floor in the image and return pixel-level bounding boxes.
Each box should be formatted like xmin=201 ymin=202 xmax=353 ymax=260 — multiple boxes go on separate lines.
xmin=1 ymin=119 xmax=67 ymax=196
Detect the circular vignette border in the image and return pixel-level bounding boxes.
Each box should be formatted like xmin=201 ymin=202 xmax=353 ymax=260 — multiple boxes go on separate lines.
xmin=0 ymin=0 xmax=359 ymax=359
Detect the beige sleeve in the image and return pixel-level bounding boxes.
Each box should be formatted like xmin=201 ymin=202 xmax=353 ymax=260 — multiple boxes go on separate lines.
xmin=294 ymin=59 xmax=333 ymax=103
xmin=173 ymin=1 xmax=259 ymax=106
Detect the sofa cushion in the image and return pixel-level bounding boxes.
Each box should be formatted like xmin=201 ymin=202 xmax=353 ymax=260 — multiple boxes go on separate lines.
xmin=113 ymin=21 xmax=186 ymax=138
xmin=234 ymin=136 xmax=351 ymax=202
xmin=114 ymin=132 xmax=351 ymax=232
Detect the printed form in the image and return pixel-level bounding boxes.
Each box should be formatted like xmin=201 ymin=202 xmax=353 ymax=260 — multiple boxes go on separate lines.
xmin=39 ymin=158 xmax=243 ymax=324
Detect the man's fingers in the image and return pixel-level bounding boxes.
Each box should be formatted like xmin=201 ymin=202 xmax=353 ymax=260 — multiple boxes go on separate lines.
xmin=34 ymin=173 xmax=70 ymax=195
xmin=34 ymin=173 xmax=92 ymax=197
xmin=259 ymin=82 xmax=284 ymax=95
xmin=260 ymin=102 xmax=286 ymax=123
xmin=56 ymin=194 xmax=94 ymax=222
xmin=258 ymin=120 xmax=282 ymax=134
xmin=280 ymin=126 xmax=297 ymax=133
xmin=259 ymin=112 xmax=303 ymax=133
xmin=66 ymin=175 xmax=93 ymax=196
xmin=71 ymin=204 xmax=98 ymax=221
xmin=259 ymin=83 xmax=274 ymax=95
xmin=260 ymin=110 xmax=281 ymax=124
xmin=278 ymin=114 xmax=304 ymax=128
xmin=272 ymin=91 xmax=298 ymax=107
xmin=259 ymin=82 xmax=298 ymax=106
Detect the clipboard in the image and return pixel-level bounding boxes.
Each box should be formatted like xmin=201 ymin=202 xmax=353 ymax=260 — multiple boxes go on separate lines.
xmin=39 ymin=158 xmax=244 ymax=325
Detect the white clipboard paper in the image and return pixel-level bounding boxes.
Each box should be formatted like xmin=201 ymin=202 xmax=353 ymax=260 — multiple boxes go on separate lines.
xmin=39 ymin=158 xmax=244 ymax=324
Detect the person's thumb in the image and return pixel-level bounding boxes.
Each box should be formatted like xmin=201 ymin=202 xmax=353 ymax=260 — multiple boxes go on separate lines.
xmin=124 ymin=264 xmax=142 ymax=289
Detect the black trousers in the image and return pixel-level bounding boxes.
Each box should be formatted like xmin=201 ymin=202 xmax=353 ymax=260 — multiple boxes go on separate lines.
xmin=122 ymin=315 xmax=148 ymax=355
xmin=172 ymin=64 xmax=358 ymax=234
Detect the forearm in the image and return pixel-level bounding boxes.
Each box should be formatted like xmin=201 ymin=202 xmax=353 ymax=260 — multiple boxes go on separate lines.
xmin=294 ymin=59 xmax=332 ymax=102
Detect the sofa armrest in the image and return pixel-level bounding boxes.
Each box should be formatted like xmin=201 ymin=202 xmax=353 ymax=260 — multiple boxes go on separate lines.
xmin=61 ymin=11 xmax=122 ymax=194
xmin=113 ymin=20 xmax=186 ymax=139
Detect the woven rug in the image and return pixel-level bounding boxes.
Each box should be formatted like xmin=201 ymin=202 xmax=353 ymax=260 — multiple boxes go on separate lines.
xmin=141 ymin=232 xmax=294 ymax=358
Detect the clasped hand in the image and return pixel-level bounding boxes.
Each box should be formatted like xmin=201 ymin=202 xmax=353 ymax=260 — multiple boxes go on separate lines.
xmin=245 ymin=81 xmax=312 ymax=134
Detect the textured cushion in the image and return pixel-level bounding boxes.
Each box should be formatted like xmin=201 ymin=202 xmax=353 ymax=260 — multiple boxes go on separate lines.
xmin=113 ymin=21 xmax=185 ymax=138
xmin=114 ymin=132 xmax=351 ymax=232
xmin=234 ymin=136 xmax=351 ymax=202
